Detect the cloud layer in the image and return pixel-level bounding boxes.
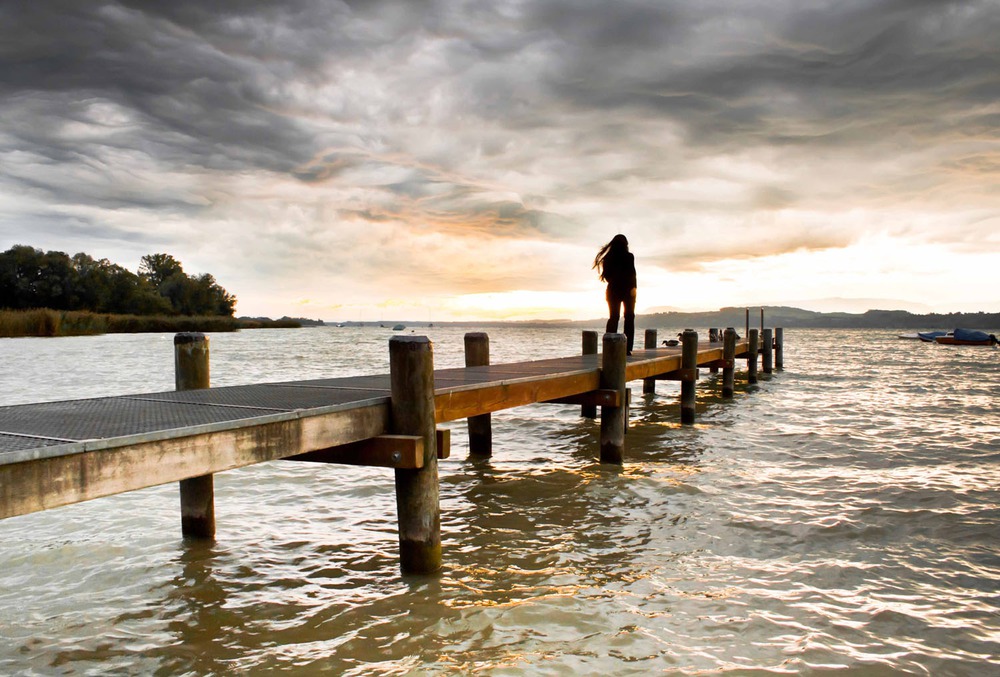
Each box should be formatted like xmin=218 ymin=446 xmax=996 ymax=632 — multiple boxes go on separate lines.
xmin=2 ymin=0 xmax=998 ymax=317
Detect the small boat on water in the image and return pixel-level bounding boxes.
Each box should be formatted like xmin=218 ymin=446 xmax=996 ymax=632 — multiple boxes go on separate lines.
xmin=392 ymin=324 xmax=406 ymax=331
xmin=934 ymin=328 xmax=999 ymax=346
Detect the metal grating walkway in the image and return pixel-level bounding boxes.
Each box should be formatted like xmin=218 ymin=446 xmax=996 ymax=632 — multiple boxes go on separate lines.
xmin=0 ymin=344 xmax=730 ymax=465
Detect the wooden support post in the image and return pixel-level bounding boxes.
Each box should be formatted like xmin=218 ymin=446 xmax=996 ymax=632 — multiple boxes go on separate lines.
xmin=174 ymin=332 xmax=215 ymax=539
xmin=709 ymin=328 xmax=719 ymax=374
xmin=762 ymin=327 xmax=774 ymax=374
xmin=464 ymin=332 xmax=492 ymax=456
xmin=775 ymin=327 xmax=784 ymax=370
xmin=748 ymin=328 xmax=759 ymax=385
xmin=680 ymin=329 xmax=698 ymax=424
xmin=722 ymin=327 xmax=737 ymax=398
xmin=389 ymin=336 xmax=441 ymax=574
xmin=642 ymin=328 xmax=657 ymax=394
xmin=599 ymin=333 xmax=627 ymax=464
xmin=624 ymin=387 xmax=631 ymax=435
xmin=581 ymin=330 xmax=599 ymax=418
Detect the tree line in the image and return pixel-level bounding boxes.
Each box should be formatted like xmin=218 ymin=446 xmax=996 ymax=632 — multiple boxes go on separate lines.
xmin=0 ymin=245 xmax=236 ymax=317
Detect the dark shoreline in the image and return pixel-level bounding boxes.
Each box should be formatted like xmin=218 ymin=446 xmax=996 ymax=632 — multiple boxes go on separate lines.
xmin=335 ymin=307 xmax=1000 ymax=331
xmin=0 ymin=309 xmax=301 ymax=338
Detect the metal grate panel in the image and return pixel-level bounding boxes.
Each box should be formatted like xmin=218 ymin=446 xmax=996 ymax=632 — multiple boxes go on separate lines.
xmin=271 ymin=375 xmax=393 ymax=391
xmin=127 ymin=384 xmax=389 ymax=412
xmin=0 ymin=397 xmax=281 ymax=442
xmin=0 ymin=433 xmax=70 ymax=453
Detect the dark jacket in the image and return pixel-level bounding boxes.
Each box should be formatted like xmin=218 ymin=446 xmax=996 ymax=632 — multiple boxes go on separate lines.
xmin=601 ymin=251 xmax=636 ymax=295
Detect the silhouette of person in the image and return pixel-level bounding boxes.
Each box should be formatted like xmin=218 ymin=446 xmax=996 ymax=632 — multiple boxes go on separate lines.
xmin=593 ymin=234 xmax=637 ymax=354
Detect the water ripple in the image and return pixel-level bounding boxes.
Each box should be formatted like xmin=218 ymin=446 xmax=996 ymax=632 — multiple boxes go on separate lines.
xmin=1 ymin=328 xmax=998 ymax=674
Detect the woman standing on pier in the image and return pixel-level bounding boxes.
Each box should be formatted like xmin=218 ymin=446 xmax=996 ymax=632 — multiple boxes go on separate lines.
xmin=594 ymin=234 xmax=637 ymax=354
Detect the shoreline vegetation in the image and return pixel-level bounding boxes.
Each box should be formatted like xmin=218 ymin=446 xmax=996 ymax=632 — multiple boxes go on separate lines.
xmin=0 ymin=309 xmax=310 ymax=338
xmin=0 ymin=245 xmax=318 ymax=337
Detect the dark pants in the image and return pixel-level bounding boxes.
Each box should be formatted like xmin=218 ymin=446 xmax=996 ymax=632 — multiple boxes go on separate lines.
xmin=606 ymin=287 xmax=636 ymax=353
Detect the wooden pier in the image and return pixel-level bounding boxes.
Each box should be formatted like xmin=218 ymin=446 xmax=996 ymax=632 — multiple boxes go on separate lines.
xmin=0 ymin=327 xmax=781 ymax=573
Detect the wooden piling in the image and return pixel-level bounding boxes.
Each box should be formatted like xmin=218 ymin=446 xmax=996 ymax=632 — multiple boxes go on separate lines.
xmin=581 ymin=330 xmax=599 ymax=418
xmin=709 ymin=328 xmax=719 ymax=374
xmin=762 ymin=328 xmax=773 ymax=374
xmin=174 ymin=332 xmax=214 ymax=539
xmin=747 ymin=328 xmax=759 ymax=385
xmin=775 ymin=327 xmax=784 ymax=370
xmin=680 ymin=329 xmax=698 ymax=424
xmin=464 ymin=332 xmax=492 ymax=456
xmin=722 ymin=327 xmax=736 ymax=398
xmin=599 ymin=333 xmax=627 ymax=464
xmin=642 ymin=328 xmax=657 ymax=394
xmin=389 ymin=336 xmax=441 ymax=574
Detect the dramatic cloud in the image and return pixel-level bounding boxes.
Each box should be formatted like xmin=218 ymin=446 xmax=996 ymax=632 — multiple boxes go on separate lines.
xmin=1 ymin=0 xmax=998 ymax=318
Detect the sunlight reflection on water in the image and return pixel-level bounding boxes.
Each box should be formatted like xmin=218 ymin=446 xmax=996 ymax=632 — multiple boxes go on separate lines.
xmin=1 ymin=327 xmax=998 ymax=674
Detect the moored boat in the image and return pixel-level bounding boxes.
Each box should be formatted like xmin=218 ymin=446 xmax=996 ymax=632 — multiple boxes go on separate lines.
xmin=917 ymin=331 xmax=949 ymax=342
xmin=934 ymin=328 xmax=999 ymax=346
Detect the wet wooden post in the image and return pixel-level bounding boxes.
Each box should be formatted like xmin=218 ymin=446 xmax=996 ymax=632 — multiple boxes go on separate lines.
xmin=464 ymin=332 xmax=492 ymax=456
xmin=581 ymin=330 xmax=599 ymax=418
xmin=680 ymin=329 xmax=698 ymax=424
xmin=599 ymin=333 xmax=627 ymax=464
xmin=709 ymin=328 xmax=719 ymax=374
xmin=747 ymin=328 xmax=759 ymax=385
xmin=775 ymin=327 xmax=784 ymax=370
xmin=642 ymin=328 xmax=657 ymax=394
xmin=175 ymin=332 xmax=214 ymax=539
xmin=762 ymin=327 xmax=773 ymax=374
xmin=390 ymin=336 xmax=441 ymax=574
xmin=722 ymin=327 xmax=737 ymax=398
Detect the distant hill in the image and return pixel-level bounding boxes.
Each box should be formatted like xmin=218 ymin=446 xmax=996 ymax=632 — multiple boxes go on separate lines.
xmin=363 ymin=307 xmax=1000 ymax=331
xmin=280 ymin=316 xmax=325 ymax=326
xmin=636 ymin=307 xmax=1000 ymax=330
xmin=237 ymin=316 xmax=326 ymax=327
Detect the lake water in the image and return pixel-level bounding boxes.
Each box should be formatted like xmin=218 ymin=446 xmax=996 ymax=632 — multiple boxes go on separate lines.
xmin=0 ymin=326 xmax=998 ymax=675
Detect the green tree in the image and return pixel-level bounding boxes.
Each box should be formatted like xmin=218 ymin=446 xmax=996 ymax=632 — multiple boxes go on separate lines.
xmin=2 ymin=246 xmax=235 ymax=317
xmin=0 ymin=245 xmax=77 ymax=310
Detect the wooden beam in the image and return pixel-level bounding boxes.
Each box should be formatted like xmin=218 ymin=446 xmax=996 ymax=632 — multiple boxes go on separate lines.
xmin=0 ymin=403 xmax=390 ymax=520
xmin=285 ymin=434 xmax=424 ymax=468
xmin=542 ymin=389 xmax=621 ymax=407
xmin=436 ymin=428 xmax=451 ymax=460
xmin=434 ymin=370 xmax=600 ymax=422
xmin=624 ymin=355 xmax=682 ymax=381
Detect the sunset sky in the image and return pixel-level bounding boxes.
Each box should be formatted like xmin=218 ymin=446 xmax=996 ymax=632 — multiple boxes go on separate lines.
xmin=1 ymin=1 xmax=998 ymax=321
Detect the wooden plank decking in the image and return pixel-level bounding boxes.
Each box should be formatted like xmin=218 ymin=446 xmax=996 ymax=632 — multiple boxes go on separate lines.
xmin=0 ymin=335 xmax=755 ymax=522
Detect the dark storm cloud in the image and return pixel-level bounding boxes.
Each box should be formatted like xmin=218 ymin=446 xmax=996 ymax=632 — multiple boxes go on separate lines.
xmin=1 ymin=0 xmax=997 ymax=307
xmin=529 ymin=0 xmax=1000 ymax=150
xmin=0 ymin=1 xmax=325 ymax=175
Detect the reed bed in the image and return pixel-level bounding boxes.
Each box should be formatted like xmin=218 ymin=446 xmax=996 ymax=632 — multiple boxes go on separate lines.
xmin=0 ymin=309 xmax=279 ymax=337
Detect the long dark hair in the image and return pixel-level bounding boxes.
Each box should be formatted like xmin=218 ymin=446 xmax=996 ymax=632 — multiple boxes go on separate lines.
xmin=593 ymin=234 xmax=629 ymax=281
